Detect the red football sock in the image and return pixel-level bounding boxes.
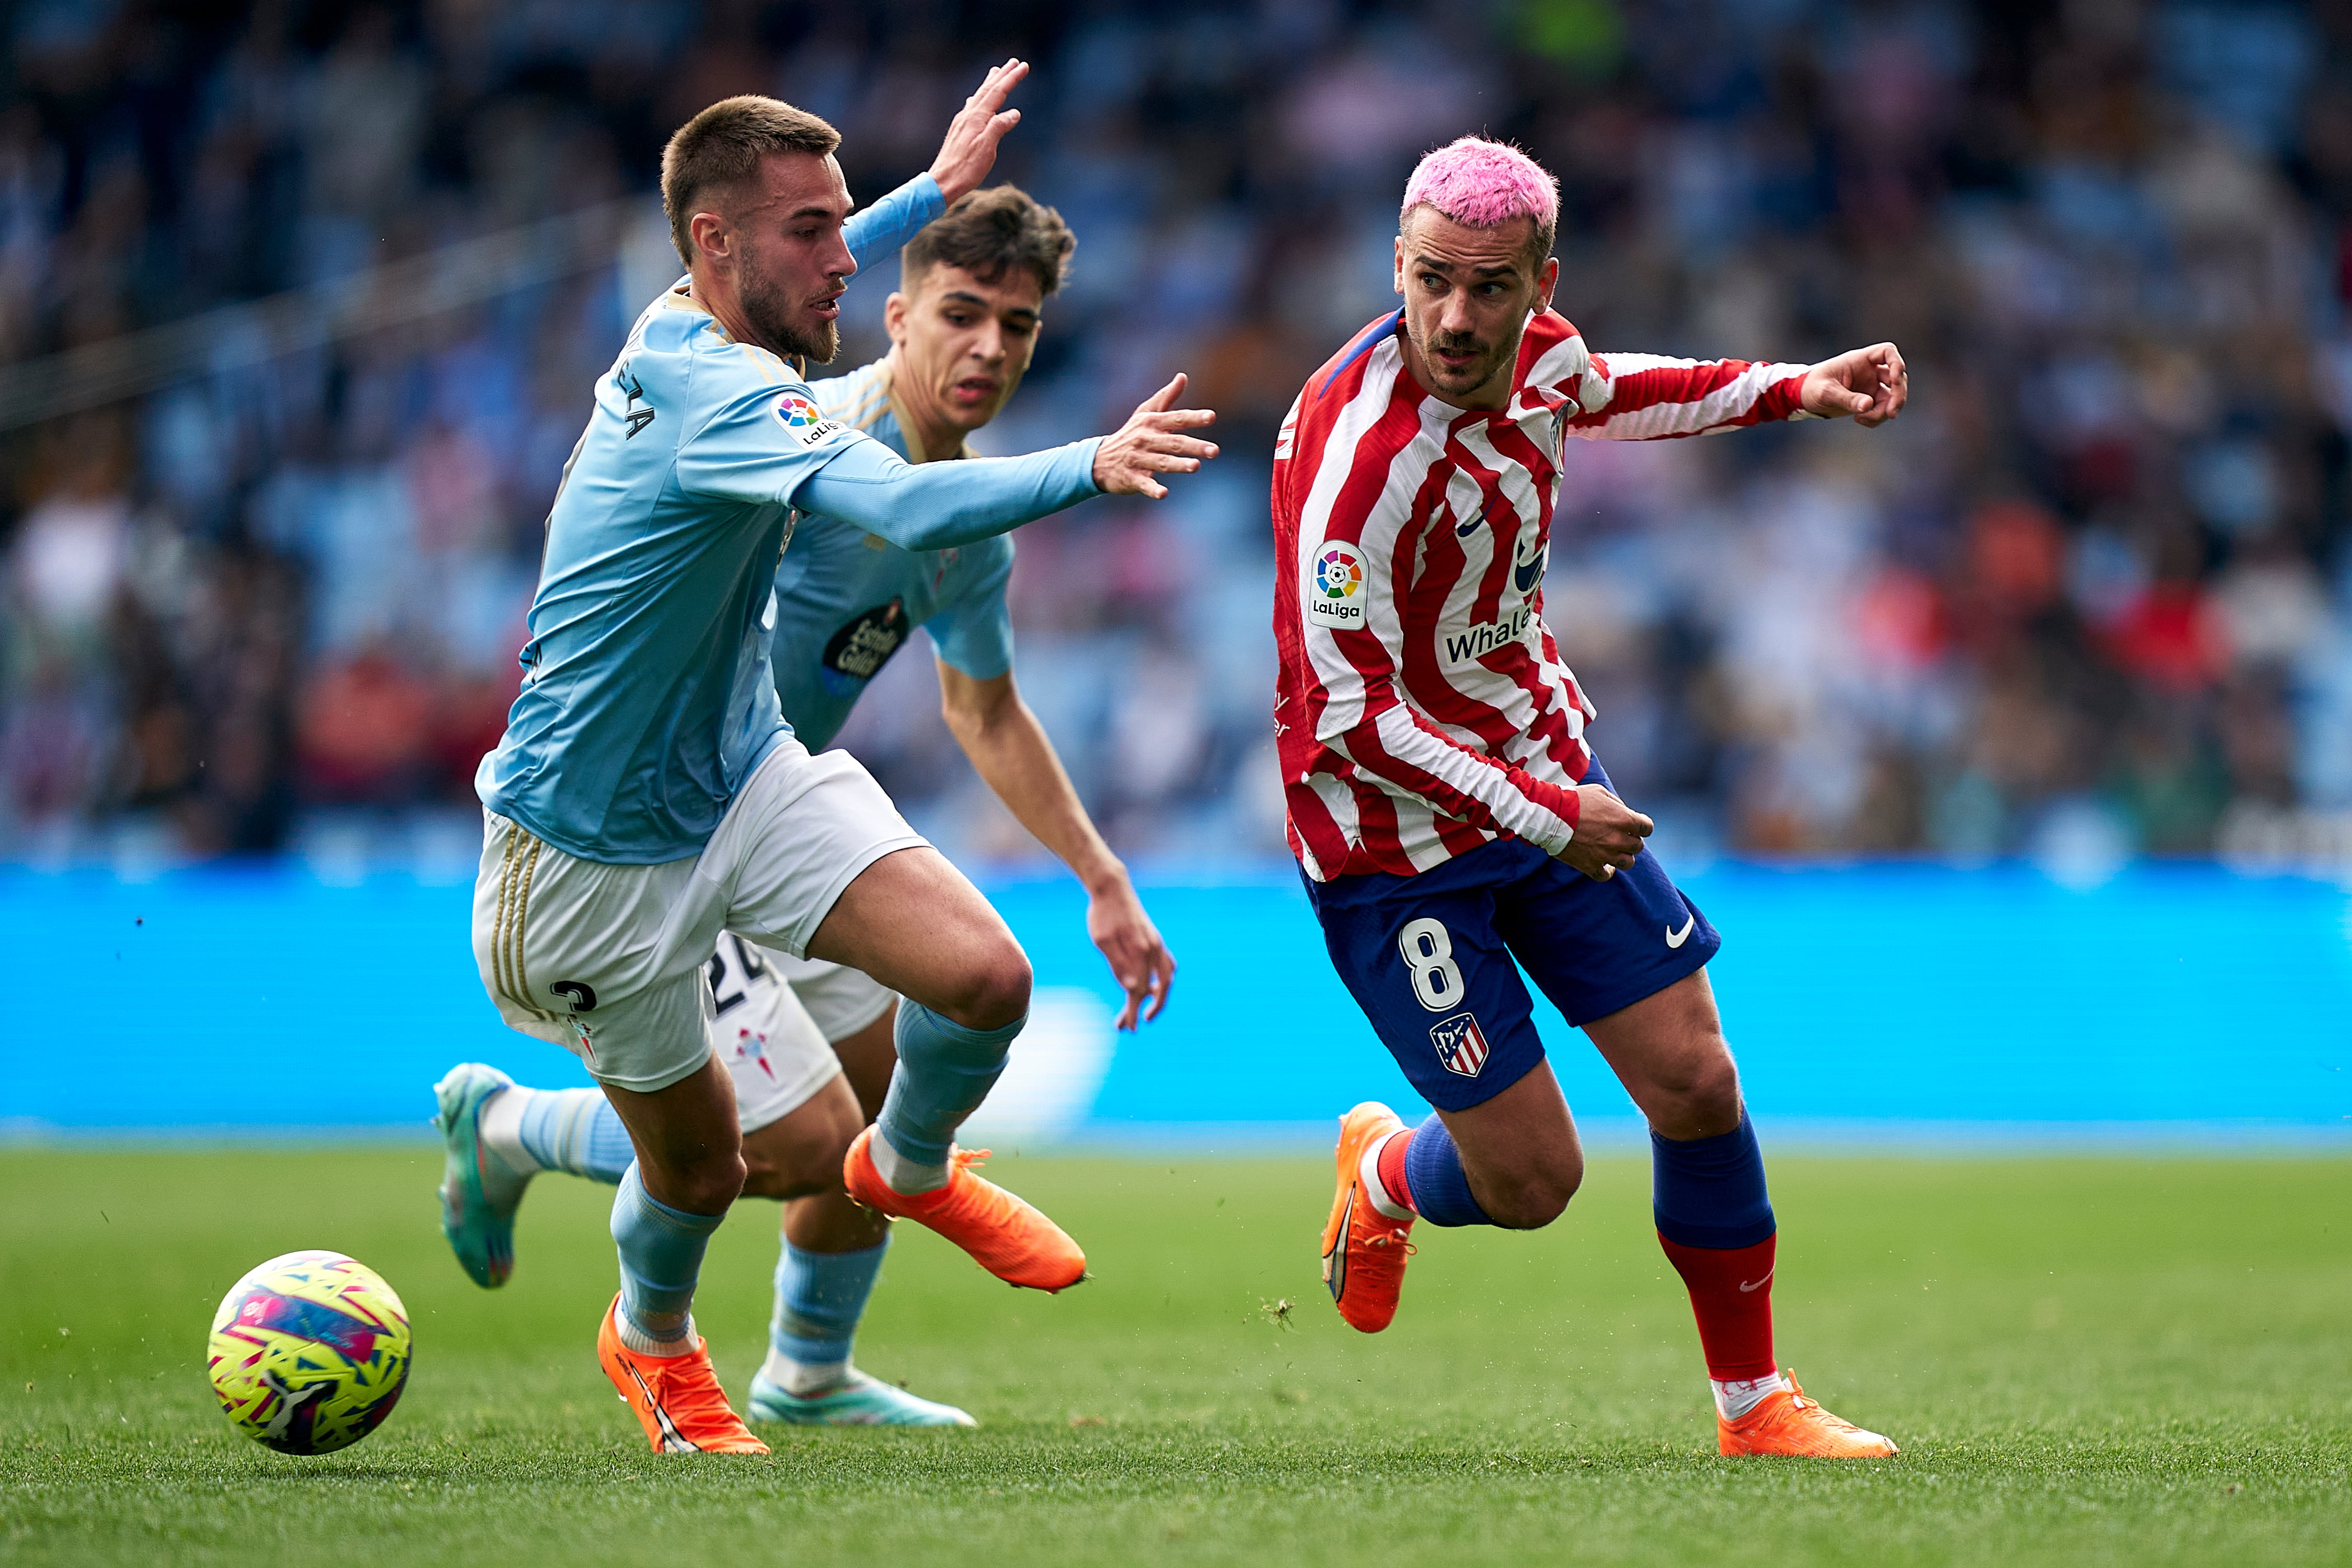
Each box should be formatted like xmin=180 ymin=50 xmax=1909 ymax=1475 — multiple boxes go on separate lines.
xmin=1375 ymin=1127 xmax=1416 ymax=1215
xmin=1657 ymin=1231 xmax=1777 ymax=1382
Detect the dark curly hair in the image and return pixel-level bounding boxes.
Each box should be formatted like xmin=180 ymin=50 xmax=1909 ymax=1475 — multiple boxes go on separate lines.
xmin=901 ymin=185 xmax=1076 ymax=299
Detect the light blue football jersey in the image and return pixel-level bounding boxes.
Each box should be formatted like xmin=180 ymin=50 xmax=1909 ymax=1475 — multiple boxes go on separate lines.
xmin=771 ymin=356 xmax=1015 ymax=751
xmin=476 ymin=181 xmax=946 ymax=863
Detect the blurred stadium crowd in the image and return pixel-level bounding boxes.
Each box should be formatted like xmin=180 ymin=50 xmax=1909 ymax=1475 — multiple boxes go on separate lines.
xmin=5 ymin=0 xmax=2352 ymax=873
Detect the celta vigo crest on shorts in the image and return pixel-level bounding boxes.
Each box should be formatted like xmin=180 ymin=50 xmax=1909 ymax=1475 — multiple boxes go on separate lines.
xmin=1428 ymin=1011 xmax=1490 ymax=1078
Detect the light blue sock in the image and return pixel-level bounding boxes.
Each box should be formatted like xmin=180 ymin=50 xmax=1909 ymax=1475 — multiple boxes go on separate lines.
xmin=874 ymin=1001 xmax=1025 ymax=1177
xmin=518 ymin=1090 xmax=636 ymax=1184
xmin=760 ymin=1236 xmax=889 ymax=1394
xmin=609 ymin=1165 xmax=722 ymax=1352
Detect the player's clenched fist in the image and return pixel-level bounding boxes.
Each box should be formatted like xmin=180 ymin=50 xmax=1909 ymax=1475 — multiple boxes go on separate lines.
xmin=1092 ymin=373 xmax=1219 ymax=499
xmin=1800 ymin=341 xmax=1908 ymax=428
xmin=1557 ymin=784 xmax=1655 ymax=882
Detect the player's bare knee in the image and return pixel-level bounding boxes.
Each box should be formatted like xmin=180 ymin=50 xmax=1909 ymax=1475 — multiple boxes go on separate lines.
xmin=672 ymin=1149 xmax=746 ymax=1215
xmin=1683 ymin=1045 xmax=1742 ymax=1126
xmin=736 ymin=1141 xmax=787 ymax=1201
xmin=736 ymin=1144 xmax=827 ymax=1202
xmin=943 ymin=942 xmax=1032 ymax=1031
xmin=1482 ymin=1161 xmax=1581 ymax=1229
xmin=1646 ymin=1037 xmax=1740 ymax=1129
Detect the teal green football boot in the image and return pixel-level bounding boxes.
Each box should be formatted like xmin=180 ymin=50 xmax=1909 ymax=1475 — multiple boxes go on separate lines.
xmin=747 ymin=1368 xmax=977 ymax=1427
xmin=431 ymin=1063 xmax=533 ymax=1288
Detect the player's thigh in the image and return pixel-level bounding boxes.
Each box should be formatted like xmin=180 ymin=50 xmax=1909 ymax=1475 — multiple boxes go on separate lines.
xmin=471 ymin=811 xmax=717 ymax=1097
xmin=704 ymin=739 xmax=930 ymax=968
xmin=1304 ymin=852 xmax=1548 ymax=1116
xmin=1489 ymin=833 xmax=1737 ymax=1134
xmin=802 ymin=846 xmax=1029 ymax=1025
xmin=1495 ymin=835 xmax=1721 ymax=1036
xmin=706 ymin=933 xmax=846 ymax=1153
xmin=1582 ymin=969 xmax=1743 ymax=1138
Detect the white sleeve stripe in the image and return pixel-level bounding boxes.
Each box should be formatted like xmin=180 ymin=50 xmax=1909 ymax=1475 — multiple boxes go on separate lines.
xmin=1367 ymin=706 xmax=1574 ymax=852
xmin=1576 ymin=359 xmax=1808 ymax=440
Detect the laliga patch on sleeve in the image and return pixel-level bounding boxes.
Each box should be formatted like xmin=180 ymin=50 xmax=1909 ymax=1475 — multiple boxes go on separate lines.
xmin=1304 ymin=538 xmax=1369 ymax=630
xmin=775 ymin=393 xmax=849 ymax=447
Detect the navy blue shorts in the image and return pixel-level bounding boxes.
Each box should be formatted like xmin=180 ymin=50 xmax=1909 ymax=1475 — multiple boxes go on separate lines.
xmin=1302 ymin=764 xmax=1721 ymax=1112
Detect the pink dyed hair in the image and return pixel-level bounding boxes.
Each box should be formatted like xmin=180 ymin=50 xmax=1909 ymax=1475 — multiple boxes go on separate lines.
xmin=1399 ymin=137 xmax=1559 ymax=259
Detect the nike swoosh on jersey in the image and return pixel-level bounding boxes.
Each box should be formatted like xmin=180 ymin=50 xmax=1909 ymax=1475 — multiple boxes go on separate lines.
xmin=1665 ymin=914 xmax=1696 ymax=949
xmin=1737 ymin=1267 xmax=1774 ymax=1293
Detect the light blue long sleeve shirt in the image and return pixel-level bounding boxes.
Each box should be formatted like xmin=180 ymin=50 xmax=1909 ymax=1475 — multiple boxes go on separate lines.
xmin=476 ymin=177 xmax=1101 ymax=862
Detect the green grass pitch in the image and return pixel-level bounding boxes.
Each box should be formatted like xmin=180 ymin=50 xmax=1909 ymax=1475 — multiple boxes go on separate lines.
xmin=3 ymin=1146 xmax=2347 ymax=1566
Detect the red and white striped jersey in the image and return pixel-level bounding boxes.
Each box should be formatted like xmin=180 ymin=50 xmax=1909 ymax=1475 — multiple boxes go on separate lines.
xmin=1272 ymin=308 xmax=1809 ymax=882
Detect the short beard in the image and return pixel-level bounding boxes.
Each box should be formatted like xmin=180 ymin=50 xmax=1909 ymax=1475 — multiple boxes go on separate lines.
xmin=1409 ymin=322 xmax=1508 ymax=395
xmin=740 ymin=274 xmax=839 ymax=365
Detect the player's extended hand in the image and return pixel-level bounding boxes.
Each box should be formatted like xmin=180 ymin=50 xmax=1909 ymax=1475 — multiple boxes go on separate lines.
xmin=1093 ymin=374 xmax=1219 ymax=499
xmin=1555 ymin=784 xmax=1654 ymax=882
xmin=1800 ymin=342 xmax=1908 ymax=427
xmin=927 ymin=59 xmax=1029 ymax=206
xmin=1086 ymin=872 xmax=1176 ymax=1030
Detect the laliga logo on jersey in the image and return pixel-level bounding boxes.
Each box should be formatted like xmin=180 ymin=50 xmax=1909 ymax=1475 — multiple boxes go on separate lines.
xmin=775 ymin=394 xmax=847 ymax=448
xmin=1306 ymin=540 xmax=1367 ymax=628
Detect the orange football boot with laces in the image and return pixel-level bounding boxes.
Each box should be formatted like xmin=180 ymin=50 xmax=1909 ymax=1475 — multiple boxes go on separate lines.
xmin=1717 ymin=1370 xmax=1898 ymax=1457
xmin=596 ymin=1295 xmax=769 ymax=1455
xmin=1321 ymin=1102 xmax=1416 ymax=1333
xmin=842 ymin=1127 xmax=1086 ymax=1292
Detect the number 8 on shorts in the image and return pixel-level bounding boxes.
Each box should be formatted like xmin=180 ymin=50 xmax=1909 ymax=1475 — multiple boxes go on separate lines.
xmin=1397 ymin=917 xmax=1464 ymax=1012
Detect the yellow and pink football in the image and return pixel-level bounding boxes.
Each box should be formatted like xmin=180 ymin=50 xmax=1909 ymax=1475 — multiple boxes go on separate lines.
xmin=206 ymin=1251 xmax=411 ymax=1455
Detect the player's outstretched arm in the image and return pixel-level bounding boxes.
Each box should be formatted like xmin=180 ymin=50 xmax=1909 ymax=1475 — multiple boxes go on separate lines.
xmin=1562 ymin=337 xmax=1903 ymax=441
xmin=1555 ymin=785 xmax=1654 ymax=883
xmin=937 ymin=663 xmax=1175 ymax=1029
xmin=789 ymin=378 xmax=1217 ymax=548
xmin=1092 ymin=374 xmax=1219 ymax=499
xmin=1799 ymin=341 xmax=1908 ymax=427
xmin=927 ymin=59 xmax=1029 ymax=207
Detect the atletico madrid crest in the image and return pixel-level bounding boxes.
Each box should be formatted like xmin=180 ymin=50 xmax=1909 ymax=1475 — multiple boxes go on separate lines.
xmin=1429 ymin=1011 xmax=1489 ymax=1078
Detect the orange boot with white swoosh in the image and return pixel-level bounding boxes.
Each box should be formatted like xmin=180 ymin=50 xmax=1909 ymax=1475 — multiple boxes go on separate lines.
xmin=1321 ymin=1102 xmax=1416 ymax=1333
xmin=1717 ymin=1370 xmax=1898 ymax=1457
xmin=596 ymin=1296 xmax=768 ymax=1455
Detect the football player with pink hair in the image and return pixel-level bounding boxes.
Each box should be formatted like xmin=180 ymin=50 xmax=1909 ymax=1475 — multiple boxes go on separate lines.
xmin=1281 ymin=136 xmax=1906 ymax=1457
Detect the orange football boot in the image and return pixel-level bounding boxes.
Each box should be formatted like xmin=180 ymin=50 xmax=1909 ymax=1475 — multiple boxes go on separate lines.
xmin=1717 ymin=1370 xmax=1898 ymax=1458
xmin=1320 ymin=1102 xmax=1416 ymax=1333
xmin=842 ymin=1127 xmax=1086 ymax=1292
xmin=596 ymin=1296 xmax=768 ymax=1455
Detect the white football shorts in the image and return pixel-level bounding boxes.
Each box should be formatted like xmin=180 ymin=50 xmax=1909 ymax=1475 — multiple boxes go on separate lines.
xmin=472 ymin=737 xmax=926 ymax=1094
xmin=705 ymin=935 xmax=843 ymax=1134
